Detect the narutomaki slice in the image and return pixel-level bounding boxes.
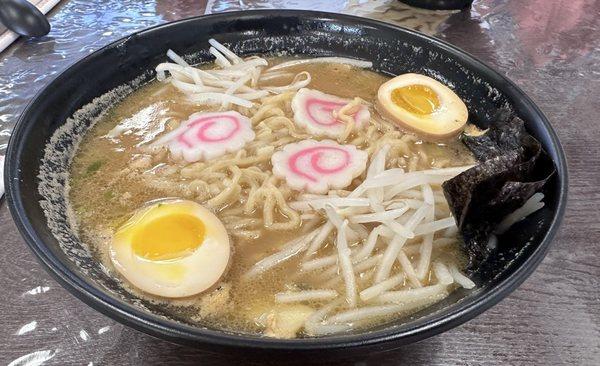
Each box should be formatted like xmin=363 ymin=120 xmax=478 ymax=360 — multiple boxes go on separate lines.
xmin=152 ymin=111 xmax=255 ymax=162
xmin=272 ymin=139 xmax=368 ymax=194
xmin=291 ymin=88 xmax=370 ymax=138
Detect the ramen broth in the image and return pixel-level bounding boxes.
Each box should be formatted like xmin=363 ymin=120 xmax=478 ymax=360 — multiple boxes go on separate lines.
xmin=69 ymin=58 xmax=475 ymax=337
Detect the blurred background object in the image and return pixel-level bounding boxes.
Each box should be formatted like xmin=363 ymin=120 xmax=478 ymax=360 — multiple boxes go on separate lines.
xmin=345 ymin=0 xmax=460 ymax=35
xmin=0 ymin=0 xmax=59 ymax=53
xmin=399 ymin=0 xmax=474 ymax=10
xmin=0 ymin=0 xmax=50 ymax=37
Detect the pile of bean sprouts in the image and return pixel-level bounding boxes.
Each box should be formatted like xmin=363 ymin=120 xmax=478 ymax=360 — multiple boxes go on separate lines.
xmin=155 ymin=38 xmax=372 ymax=109
xmin=244 ymin=149 xmax=477 ymax=335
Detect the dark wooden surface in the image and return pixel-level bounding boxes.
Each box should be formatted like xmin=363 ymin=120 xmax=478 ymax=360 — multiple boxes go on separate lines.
xmin=0 ymin=0 xmax=599 ymax=365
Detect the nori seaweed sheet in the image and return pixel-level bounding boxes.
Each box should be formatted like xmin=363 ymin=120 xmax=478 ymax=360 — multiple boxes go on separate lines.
xmin=463 ymin=116 xmax=528 ymax=161
xmin=442 ymin=117 xmax=555 ymax=270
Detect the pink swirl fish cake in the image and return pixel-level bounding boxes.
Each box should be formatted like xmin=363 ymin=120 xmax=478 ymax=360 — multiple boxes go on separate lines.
xmin=152 ymin=111 xmax=255 ymax=162
xmin=272 ymin=139 xmax=368 ymax=194
xmin=291 ymin=88 xmax=371 ymax=138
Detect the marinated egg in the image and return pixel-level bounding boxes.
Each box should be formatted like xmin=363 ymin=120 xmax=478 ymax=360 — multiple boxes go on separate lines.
xmin=110 ymin=199 xmax=230 ymax=298
xmin=376 ymin=73 xmax=468 ymax=140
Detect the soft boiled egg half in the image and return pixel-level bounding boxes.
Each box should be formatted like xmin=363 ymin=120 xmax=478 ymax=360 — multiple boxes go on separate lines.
xmin=376 ymin=73 xmax=468 ymax=141
xmin=110 ymin=199 xmax=230 ymax=298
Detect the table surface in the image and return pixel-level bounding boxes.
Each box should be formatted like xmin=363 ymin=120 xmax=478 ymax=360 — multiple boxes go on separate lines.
xmin=0 ymin=0 xmax=599 ymax=365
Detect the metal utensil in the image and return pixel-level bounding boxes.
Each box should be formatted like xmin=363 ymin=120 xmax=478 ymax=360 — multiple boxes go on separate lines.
xmin=0 ymin=0 xmax=50 ymax=37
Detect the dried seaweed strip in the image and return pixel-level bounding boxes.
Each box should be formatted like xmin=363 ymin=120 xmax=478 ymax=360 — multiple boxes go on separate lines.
xmin=463 ymin=117 xmax=528 ymax=161
xmin=443 ymin=117 xmax=555 ymax=269
xmin=443 ymin=151 xmax=521 ymax=228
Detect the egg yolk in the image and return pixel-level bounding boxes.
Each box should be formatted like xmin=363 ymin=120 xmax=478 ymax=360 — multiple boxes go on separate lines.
xmin=131 ymin=213 xmax=205 ymax=261
xmin=391 ymin=85 xmax=440 ymax=115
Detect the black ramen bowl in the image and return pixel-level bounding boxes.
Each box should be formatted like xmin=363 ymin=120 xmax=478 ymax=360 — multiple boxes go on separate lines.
xmin=5 ymin=10 xmax=567 ymax=355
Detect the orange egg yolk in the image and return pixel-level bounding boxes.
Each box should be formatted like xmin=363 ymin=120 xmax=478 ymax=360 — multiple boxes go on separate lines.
xmin=132 ymin=213 xmax=205 ymax=261
xmin=391 ymin=85 xmax=440 ymax=115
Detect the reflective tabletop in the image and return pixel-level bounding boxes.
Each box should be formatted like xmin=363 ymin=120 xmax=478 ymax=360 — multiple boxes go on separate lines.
xmin=0 ymin=1 xmax=598 ymax=365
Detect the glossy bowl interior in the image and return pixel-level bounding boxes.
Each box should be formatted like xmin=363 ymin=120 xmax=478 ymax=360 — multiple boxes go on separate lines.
xmin=5 ymin=10 xmax=566 ymax=353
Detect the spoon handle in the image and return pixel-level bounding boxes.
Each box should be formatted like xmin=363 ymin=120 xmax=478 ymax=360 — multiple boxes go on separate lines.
xmin=0 ymin=0 xmax=60 ymax=54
